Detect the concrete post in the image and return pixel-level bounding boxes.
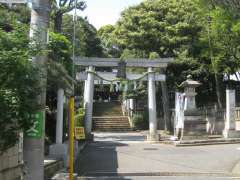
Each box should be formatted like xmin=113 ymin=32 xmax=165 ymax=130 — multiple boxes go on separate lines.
xmin=56 ymin=88 xmax=64 ymax=144
xmin=85 ymin=66 xmax=95 ymax=135
xmin=147 ymin=67 xmax=158 ymax=141
xmin=83 ymin=68 xmax=88 ymax=108
xmin=23 ymin=0 xmax=50 ymax=179
xmin=129 ymin=99 xmax=134 ymax=117
xmin=223 ymin=89 xmax=239 ymax=138
xmin=83 ymin=80 xmax=87 ymax=107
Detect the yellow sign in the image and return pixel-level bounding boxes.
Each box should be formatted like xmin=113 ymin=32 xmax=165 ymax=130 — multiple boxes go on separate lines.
xmin=75 ymin=127 xmax=85 ymax=140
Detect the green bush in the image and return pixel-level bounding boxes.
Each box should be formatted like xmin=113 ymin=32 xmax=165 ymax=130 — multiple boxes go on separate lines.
xmin=132 ymin=114 xmax=144 ymax=130
xmin=75 ymin=108 xmax=85 ymax=127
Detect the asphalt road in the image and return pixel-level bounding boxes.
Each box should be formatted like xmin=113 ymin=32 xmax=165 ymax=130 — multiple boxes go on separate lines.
xmin=77 ymin=132 xmax=240 ymax=180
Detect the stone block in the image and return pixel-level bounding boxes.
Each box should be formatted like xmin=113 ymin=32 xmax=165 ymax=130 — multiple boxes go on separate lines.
xmin=146 ymin=133 xmax=160 ymax=142
xmin=181 ymin=116 xmax=207 ymax=140
xmin=9 ymin=155 xmax=19 ymax=168
xmin=184 ymin=109 xmax=201 ymax=116
xmin=223 ymin=130 xmax=240 ymax=138
xmin=85 ymin=133 xmax=94 ymax=141
xmin=0 ymin=156 xmax=3 ymax=171
xmin=49 ymin=144 xmax=68 ymax=167
xmin=51 ymin=173 xmax=78 ymax=180
xmin=3 ymin=156 xmax=9 ymax=170
xmin=236 ymin=121 xmax=240 ymax=131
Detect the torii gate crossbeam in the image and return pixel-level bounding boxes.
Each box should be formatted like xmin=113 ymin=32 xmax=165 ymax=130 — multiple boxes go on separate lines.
xmin=74 ymin=57 xmax=173 ymax=142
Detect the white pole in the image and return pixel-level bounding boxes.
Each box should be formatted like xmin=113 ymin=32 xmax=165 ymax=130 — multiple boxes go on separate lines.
xmin=147 ymin=67 xmax=158 ymax=141
xmin=223 ymin=89 xmax=236 ymax=138
xmin=129 ymin=99 xmax=134 ymax=117
xmin=56 ymin=88 xmax=64 ymax=144
xmin=85 ymin=66 xmax=94 ymax=134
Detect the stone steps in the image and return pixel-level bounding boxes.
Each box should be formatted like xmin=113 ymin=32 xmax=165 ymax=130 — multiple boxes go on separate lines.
xmin=92 ymin=102 xmax=131 ymax=132
xmin=93 ymin=116 xmax=131 ymax=132
xmin=93 ymin=102 xmax=123 ymax=116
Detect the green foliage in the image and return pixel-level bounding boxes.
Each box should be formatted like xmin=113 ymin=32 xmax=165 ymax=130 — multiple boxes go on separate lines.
xmin=62 ymin=15 xmax=104 ymax=57
xmin=96 ymin=0 xmax=240 ymax=105
xmin=132 ymin=113 xmax=148 ymax=130
xmin=112 ymin=0 xmax=203 ymax=58
xmin=75 ymin=108 xmax=85 ymax=127
xmin=48 ymin=32 xmax=72 ymax=74
xmin=51 ymin=0 xmax=85 ymax=32
xmin=149 ymin=52 xmax=160 ymax=59
xmin=98 ymin=25 xmax=120 ymax=57
xmin=0 ymin=13 xmax=40 ymax=152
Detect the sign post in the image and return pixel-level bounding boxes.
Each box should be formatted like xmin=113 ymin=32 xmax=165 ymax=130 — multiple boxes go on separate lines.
xmin=75 ymin=127 xmax=85 ymax=140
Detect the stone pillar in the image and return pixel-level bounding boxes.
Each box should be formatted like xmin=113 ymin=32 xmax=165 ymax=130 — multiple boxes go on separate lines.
xmin=83 ymin=80 xmax=87 ymax=107
xmin=56 ymin=88 xmax=64 ymax=144
xmin=85 ymin=66 xmax=95 ymax=135
xmin=223 ymin=89 xmax=240 ymax=138
xmin=49 ymin=89 xmax=67 ymax=165
xmin=83 ymin=67 xmax=88 ymax=107
xmin=147 ymin=67 xmax=158 ymax=141
xmin=129 ymin=99 xmax=134 ymax=117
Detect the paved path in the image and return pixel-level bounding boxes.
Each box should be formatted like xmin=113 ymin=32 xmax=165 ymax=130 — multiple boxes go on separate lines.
xmin=77 ymin=132 xmax=240 ymax=179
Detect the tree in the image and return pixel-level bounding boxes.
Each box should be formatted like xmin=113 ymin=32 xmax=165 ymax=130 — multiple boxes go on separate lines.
xmin=48 ymin=32 xmax=72 ymax=74
xmin=0 ymin=7 xmax=39 ymax=152
xmin=113 ymin=0 xmax=203 ymax=58
xmin=202 ymin=0 xmax=240 ymax=13
xmin=62 ymin=14 xmax=103 ymax=57
xmin=103 ymin=0 xmax=204 ymax=130
xmin=98 ymin=25 xmax=120 ymax=57
xmin=51 ymin=0 xmax=86 ymax=33
xmin=198 ymin=2 xmax=240 ymax=107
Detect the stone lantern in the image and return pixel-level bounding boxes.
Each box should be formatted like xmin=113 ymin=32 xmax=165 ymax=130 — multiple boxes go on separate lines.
xmin=180 ymin=75 xmax=201 ymax=111
xmin=179 ymin=75 xmax=206 ymax=139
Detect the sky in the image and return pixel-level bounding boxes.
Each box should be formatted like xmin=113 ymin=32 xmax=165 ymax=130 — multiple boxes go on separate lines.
xmin=78 ymin=0 xmax=143 ymax=29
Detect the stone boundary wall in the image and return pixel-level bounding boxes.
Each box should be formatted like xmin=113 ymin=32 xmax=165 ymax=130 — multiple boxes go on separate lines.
xmin=202 ymin=107 xmax=225 ymax=135
xmin=0 ymin=144 xmax=23 ymax=180
xmin=235 ymin=107 xmax=240 ymax=130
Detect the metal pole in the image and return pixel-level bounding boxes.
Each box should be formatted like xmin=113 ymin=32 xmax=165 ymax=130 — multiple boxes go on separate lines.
xmin=72 ymin=0 xmax=77 ymax=88
xmin=69 ymin=97 xmax=75 ymax=180
xmin=23 ymin=0 xmax=50 ymax=179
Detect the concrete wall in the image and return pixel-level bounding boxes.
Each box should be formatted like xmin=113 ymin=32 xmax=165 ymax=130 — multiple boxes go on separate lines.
xmin=236 ymin=120 xmax=240 ymax=130
xmin=0 ymin=144 xmax=23 ymax=180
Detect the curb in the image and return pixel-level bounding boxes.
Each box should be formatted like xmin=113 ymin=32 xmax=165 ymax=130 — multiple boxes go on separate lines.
xmin=78 ymin=171 xmax=240 ymax=178
xmin=159 ymin=138 xmax=240 ymax=147
xmin=232 ymin=160 xmax=240 ymax=174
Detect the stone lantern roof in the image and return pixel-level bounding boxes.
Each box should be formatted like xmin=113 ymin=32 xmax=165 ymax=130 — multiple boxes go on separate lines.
xmin=180 ymin=75 xmax=202 ymax=88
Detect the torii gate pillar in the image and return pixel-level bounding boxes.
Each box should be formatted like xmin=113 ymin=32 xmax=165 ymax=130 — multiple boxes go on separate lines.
xmin=84 ymin=66 xmax=95 ymax=137
xmin=147 ymin=67 xmax=159 ymax=141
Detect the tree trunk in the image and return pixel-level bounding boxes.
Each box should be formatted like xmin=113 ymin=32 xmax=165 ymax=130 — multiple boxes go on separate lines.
xmin=54 ymin=12 xmax=63 ymax=33
xmin=160 ymin=68 xmax=170 ymax=131
xmin=215 ymin=73 xmax=223 ymax=108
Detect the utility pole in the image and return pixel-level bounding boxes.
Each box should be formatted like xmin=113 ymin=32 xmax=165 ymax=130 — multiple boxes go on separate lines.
xmin=23 ymin=0 xmax=50 ymax=179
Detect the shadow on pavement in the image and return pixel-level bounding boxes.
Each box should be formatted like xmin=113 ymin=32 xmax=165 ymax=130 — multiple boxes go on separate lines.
xmin=75 ymin=141 xmax=128 ymax=177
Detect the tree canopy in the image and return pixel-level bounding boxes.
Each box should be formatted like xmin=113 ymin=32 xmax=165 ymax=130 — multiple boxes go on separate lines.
xmin=0 ymin=5 xmax=39 ymax=152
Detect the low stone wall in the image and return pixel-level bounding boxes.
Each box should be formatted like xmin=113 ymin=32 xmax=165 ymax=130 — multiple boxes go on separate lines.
xmin=236 ymin=120 xmax=240 ymax=130
xmin=44 ymin=159 xmax=64 ymax=180
xmin=0 ymin=144 xmax=23 ymax=180
xmin=200 ymin=107 xmax=225 ymax=135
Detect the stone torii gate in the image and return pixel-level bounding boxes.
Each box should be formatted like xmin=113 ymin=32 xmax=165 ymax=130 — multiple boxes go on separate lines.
xmin=75 ymin=57 xmax=173 ymax=141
